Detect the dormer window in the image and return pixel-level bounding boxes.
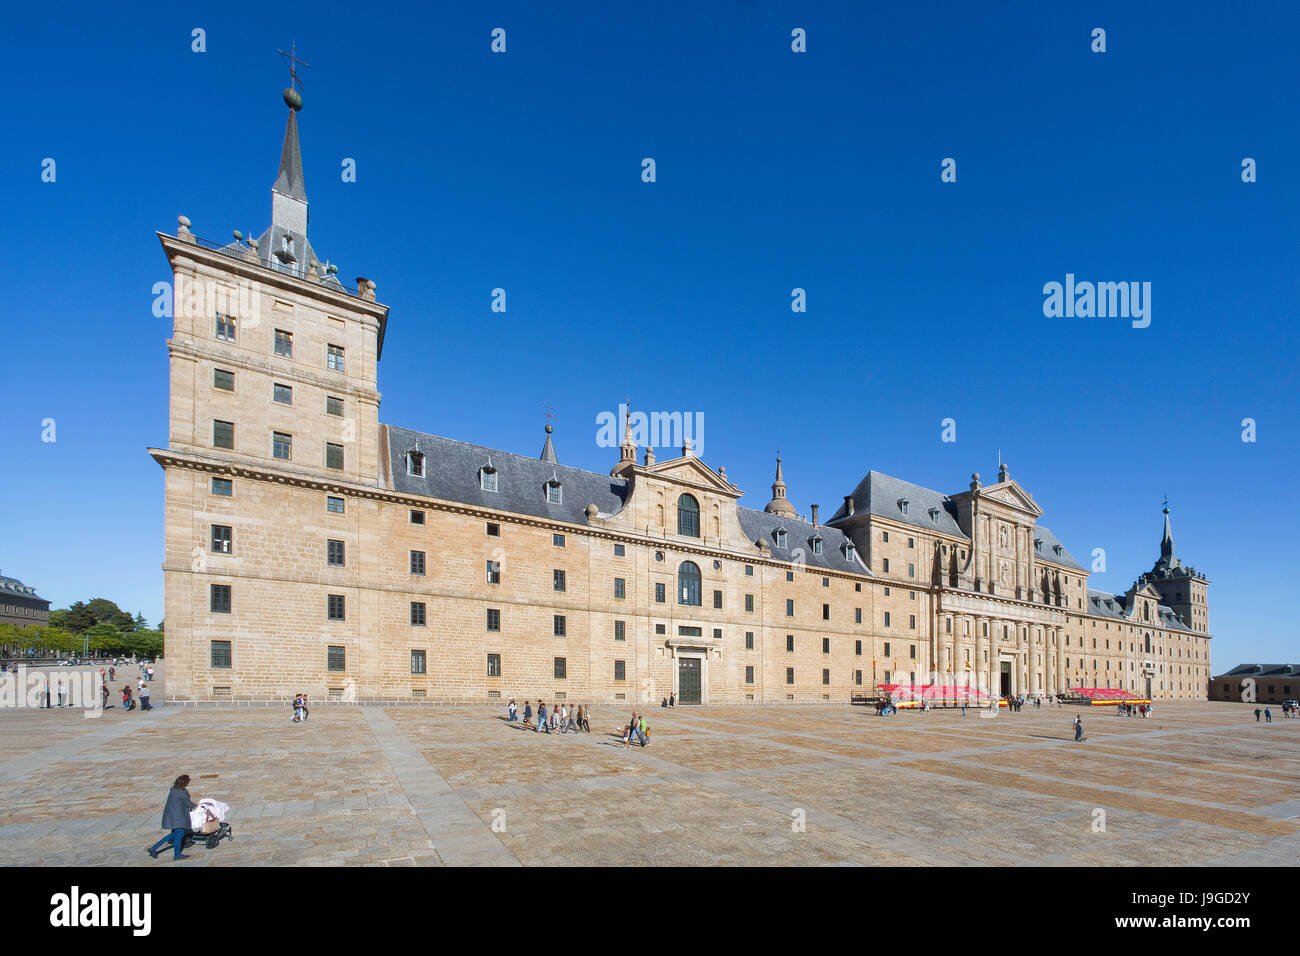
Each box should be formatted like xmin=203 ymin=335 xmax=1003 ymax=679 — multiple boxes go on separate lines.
xmin=1034 ymin=538 xmax=1043 ymax=553
xmin=479 ymin=462 xmax=498 ymax=493
xmin=545 ymin=477 xmax=562 ymax=504
xmin=928 ymin=507 xmax=939 ymax=523
xmin=1053 ymin=544 xmax=1062 ymax=555
xmin=406 ymin=449 xmax=424 ymax=477
xmin=774 ymin=529 xmax=788 ymax=549
xmin=843 ymin=542 xmax=856 ymax=561
xmin=811 ymin=536 xmax=823 ymax=556
xmin=897 ymin=498 xmax=910 ymax=516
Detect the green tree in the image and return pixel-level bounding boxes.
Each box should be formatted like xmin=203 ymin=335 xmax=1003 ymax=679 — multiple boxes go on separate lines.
xmin=85 ymin=621 xmax=124 ymax=655
xmin=134 ymin=612 xmax=148 ymax=631
xmin=61 ymin=602 xmax=96 ymax=634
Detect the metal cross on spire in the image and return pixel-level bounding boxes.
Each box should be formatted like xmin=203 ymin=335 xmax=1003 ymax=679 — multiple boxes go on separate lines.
xmin=1162 ymin=493 xmax=1169 ymax=512
xmin=542 ymin=402 xmax=555 ymax=423
xmin=278 ymin=42 xmax=311 ymax=90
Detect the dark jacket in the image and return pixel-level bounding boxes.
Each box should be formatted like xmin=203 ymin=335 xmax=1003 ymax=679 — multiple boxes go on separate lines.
xmin=161 ymin=786 xmax=196 ymax=831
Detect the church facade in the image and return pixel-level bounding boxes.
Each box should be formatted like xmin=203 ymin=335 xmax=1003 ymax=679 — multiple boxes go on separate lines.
xmin=150 ymin=89 xmax=1213 ymax=705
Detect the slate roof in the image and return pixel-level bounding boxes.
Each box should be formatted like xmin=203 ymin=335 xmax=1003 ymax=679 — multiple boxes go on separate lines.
xmin=1031 ymin=525 xmax=1085 ymax=571
xmin=1086 ymin=589 xmax=1192 ymax=632
xmin=1215 ymin=664 xmax=1298 ymax=678
xmin=826 ymin=471 xmax=966 ymax=537
xmin=735 ymin=509 xmax=869 ymax=574
xmin=0 ymin=575 xmax=49 ymax=604
xmin=385 ymin=426 xmax=629 ymax=526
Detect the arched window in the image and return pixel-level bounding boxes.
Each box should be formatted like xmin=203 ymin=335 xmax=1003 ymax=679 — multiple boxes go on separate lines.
xmin=677 ymin=494 xmax=700 ymax=537
xmin=678 ymin=561 xmax=701 ymax=606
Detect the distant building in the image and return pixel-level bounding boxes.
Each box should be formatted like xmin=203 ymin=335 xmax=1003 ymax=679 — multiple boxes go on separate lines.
xmin=0 ymin=575 xmax=51 ymax=628
xmin=1209 ymin=665 xmax=1299 ymax=704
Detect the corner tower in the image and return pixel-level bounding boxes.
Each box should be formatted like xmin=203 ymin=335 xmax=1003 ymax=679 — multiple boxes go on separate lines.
xmin=1143 ymin=500 xmax=1210 ymax=633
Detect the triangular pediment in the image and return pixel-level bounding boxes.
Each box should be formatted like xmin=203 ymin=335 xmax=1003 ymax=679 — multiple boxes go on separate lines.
xmin=642 ymin=455 xmax=742 ymax=497
xmin=981 ymin=480 xmax=1042 ymax=516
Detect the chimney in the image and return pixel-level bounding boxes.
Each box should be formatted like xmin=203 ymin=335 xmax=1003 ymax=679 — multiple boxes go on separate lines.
xmin=811 ymin=504 xmax=819 ymax=527
xmin=843 ymin=495 xmax=855 ymax=517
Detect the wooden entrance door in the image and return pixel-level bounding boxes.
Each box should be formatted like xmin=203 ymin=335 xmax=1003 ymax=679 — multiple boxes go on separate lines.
xmin=678 ymin=657 xmax=701 ymax=704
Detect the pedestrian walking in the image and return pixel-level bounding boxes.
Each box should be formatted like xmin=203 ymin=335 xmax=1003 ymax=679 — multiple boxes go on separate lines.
xmin=121 ymin=686 xmax=135 ymax=711
xmin=140 ymin=683 xmax=152 ymax=711
xmin=507 ymin=698 xmax=518 ymax=722
xmin=522 ymin=700 xmax=533 ymax=728
xmin=56 ymin=679 xmax=66 ymax=707
xmin=638 ymin=715 xmax=649 ymax=747
xmin=147 ymin=775 xmax=197 ymax=861
xmin=1073 ymin=716 xmax=1084 ymax=742
xmin=580 ymin=705 xmax=590 ymax=733
xmin=537 ymin=701 xmax=548 ymax=733
xmin=1265 ymin=707 xmax=1272 ymax=723
xmin=1255 ymin=707 xmax=1262 ymax=722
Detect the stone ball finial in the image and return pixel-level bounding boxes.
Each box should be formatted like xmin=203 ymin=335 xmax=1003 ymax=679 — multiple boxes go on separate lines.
xmin=233 ymin=229 xmax=243 ymax=241
xmin=972 ymin=473 xmax=980 ymax=482
xmin=585 ymin=504 xmax=598 ymax=518
xmin=757 ymin=537 xmax=768 ymax=550
xmin=545 ymin=424 xmax=553 ymax=434
xmin=283 ymin=87 xmax=303 ymax=111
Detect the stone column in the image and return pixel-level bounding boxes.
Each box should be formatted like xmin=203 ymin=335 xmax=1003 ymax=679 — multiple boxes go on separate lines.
xmin=1017 ymin=625 xmax=1027 ymax=696
xmin=986 ymin=619 xmax=997 ymax=702
xmin=1055 ymin=627 xmax=1065 ymax=695
xmin=1028 ymin=627 xmax=1039 ymax=697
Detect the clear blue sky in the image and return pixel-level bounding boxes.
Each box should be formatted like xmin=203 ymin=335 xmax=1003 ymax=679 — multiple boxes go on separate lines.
xmin=2 ymin=1 xmax=1296 ymax=668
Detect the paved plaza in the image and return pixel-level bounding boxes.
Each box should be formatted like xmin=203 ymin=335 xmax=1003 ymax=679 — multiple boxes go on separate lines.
xmin=1 ymin=671 xmax=1297 ymax=866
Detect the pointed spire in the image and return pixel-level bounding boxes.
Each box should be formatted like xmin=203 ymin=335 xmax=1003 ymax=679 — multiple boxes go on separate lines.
xmin=1161 ymin=497 xmax=1174 ymax=559
xmin=764 ymin=452 xmax=796 ymax=517
xmin=619 ymin=402 xmax=636 ymax=462
xmin=540 ymin=423 xmax=557 ymax=464
xmin=274 ymin=108 xmax=307 ymax=202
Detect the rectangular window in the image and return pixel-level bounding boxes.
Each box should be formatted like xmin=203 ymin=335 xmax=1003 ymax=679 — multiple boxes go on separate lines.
xmin=210 ymin=584 xmax=231 ymax=614
xmin=487 ymin=654 xmax=502 ymax=677
xmin=745 ymin=632 xmax=754 ymax=650
xmin=554 ymin=658 xmax=567 ymax=680
xmin=823 ymin=669 xmax=830 ymax=685
xmin=410 ymin=510 xmax=425 ymax=525
xmin=745 ymin=665 xmax=754 ymax=684
xmin=882 ymin=558 xmax=890 ymax=573
xmin=855 ymin=607 xmax=862 ymax=624
xmin=273 ymin=383 xmax=292 ymax=405
xmin=884 ymin=612 xmax=891 ymax=628
xmin=410 ymin=602 xmax=426 ymax=626
xmin=786 ymin=635 xmax=794 ymax=652
xmin=214 ymin=368 xmax=235 ymax=391
xmin=274 ymin=329 xmax=293 ymax=357
xmin=326 ymin=396 xmax=344 ymax=417
xmin=855 ymin=640 xmax=862 ymax=656
xmin=486 ymin=522 xmax=499 ymax=536
xmin=786 ymin=571 xmax=794 ymax=582
xmin=909 ymin=615 xmax=916 ymax=629
xmin=713 ymin=590 xmax=723 ymax=609
xmin=553 ymin=569 xmax=566 ymax=592
xmin=655 ymin=624 xmax=666 ymax=635
xmin=327 ymin=344 xmax=345 ymax=371
xmin=822 ymin=637 xmax=830 ymax=654
xmin=822 ymin=603 xmax=830 ymax=621
xmin=614 ymin=660 xmax=626 ymax=682
xmin=327 ymin=594 xmax=345 ymax=621
xmin=211 ymin=525 xmax=233 ymax=554
xmin=882 ymin=531 xmax=889 ymax=542
xmin=678 ymin=626 xmax=702 ymax=637
xmin=327 ymin=645 xmax=345 ymax=672
xmin=786 ymin=599 xmax=794 ymax=617
xmin=908 ymin=537 xmax=915 ymax=548
xmin=745 ymin=594 xmax=754 ymax=612
xmin=614 ymin=620 xmax=626 ymax=641
xmin=786 ymin=667 xmax=794 ymax=685
xmin=908 ymin=563 xmax=915 ymax=578
xmin=273 ymin=431 xmax=292 ymax=460
xmin=327 ymin=539 xmax=345 ymax=566
xmin=486 ymin=608 xmax=500 ymax=632
xmin=486 ymin=561 xmax=501 ymax=584
xmin=909 ymin=645 xmax=917 ymax=659
xmin=327 ymin=495 xmax=345 ymax=513
xmin=553 ymin=615 xmax=567 ymax=637
xmin=614 ymin=578 xmax=626 ymax=599
xmin=884 ymin=642 xmax=891 ymax=657
xmin=325 ymin=442 xmax=344 ymax=470
xmin=655 ymin=583 xmax=665 ymax=603
xmin=613 ymin=543 xmax=625 ymax=556
xmin=410 ymin=649 xmax=426 ymax=674
xmin=410 ymin=550 xmax=426 ymax=575
xmin=215 ymin=314 xmax=237 ymax=341
xmin=213 ymin=420 xmax=235 ymax=450
xmin=712 ymin=627 xmax=723 ymax=640
xmin=210 ymin=640 xmax=232 ymax=669
xmin=855 ymin=669 xmax=863 ymax=686
xmin=212 ymin=477 xmax=233 ymax=496
xmin=553 ymin=533 xmax=565 ymax=547
xmin=746 ymin=565 xmax=754 ymax=576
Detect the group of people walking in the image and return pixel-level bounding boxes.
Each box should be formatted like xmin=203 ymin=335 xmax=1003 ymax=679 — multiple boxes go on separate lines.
xmin=511 ymin=699 xmax=591 ymax=734
xmin=290 ymin=694 xmax=310 ymax=722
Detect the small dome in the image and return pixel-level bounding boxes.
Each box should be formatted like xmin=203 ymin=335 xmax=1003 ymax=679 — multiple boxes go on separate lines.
xmin=283 ymin=87 xmax=303 ymax=111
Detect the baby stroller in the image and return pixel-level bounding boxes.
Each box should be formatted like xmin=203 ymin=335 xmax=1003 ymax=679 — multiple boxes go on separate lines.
xmin=181 ymin=798 xmax=234 ymax=851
